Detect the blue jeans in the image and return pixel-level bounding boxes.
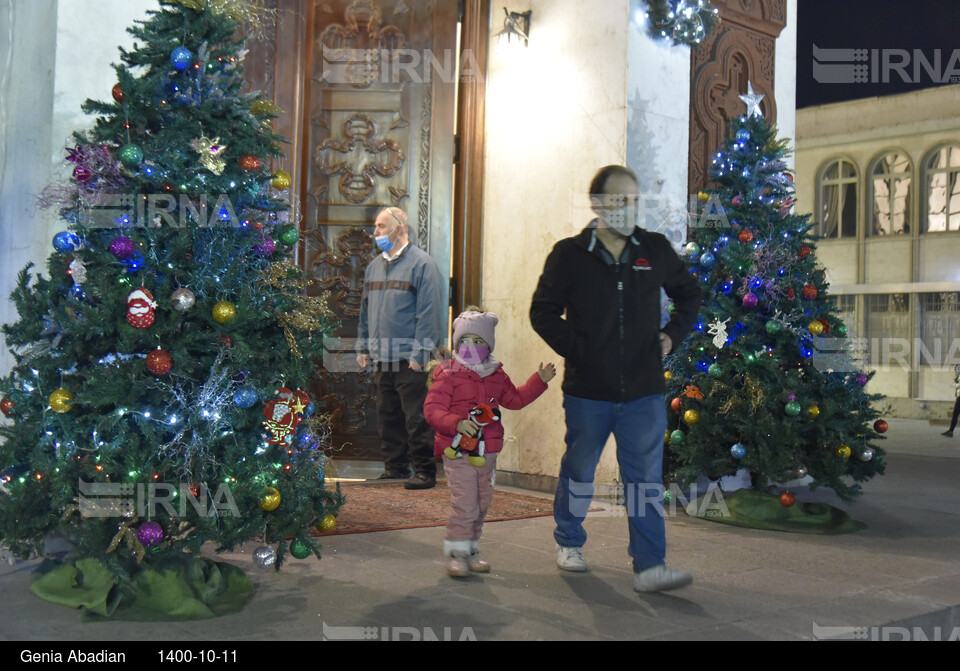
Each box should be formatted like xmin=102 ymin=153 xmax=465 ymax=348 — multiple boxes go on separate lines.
xmin=554 ymin=394 xmax=667 ymax=573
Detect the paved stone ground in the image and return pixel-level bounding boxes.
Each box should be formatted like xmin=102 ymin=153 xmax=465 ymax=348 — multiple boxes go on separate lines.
xmin=1 ymin=418 xmax=959 ymax=641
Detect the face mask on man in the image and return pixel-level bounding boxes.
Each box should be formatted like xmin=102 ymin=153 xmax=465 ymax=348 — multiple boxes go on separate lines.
xmin=601 ymin=204 xmax=638 ymax=237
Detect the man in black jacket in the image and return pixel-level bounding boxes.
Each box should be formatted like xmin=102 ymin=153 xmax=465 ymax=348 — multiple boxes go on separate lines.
xmin=530 ymin=165 xmax=702 ymax=592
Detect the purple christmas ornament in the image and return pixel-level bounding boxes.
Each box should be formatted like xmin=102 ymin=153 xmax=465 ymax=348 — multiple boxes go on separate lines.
xmin=109 ymin=236 xmax=136 ymax=260
xmin=856 ymin=373 xmax=869 ymax=387
xmin=742 ymin=292 xmax=759 ymax=309
xmin=254 ymin=236 xmax=276 ymax=257
xmin=137 ymin=521 xmax=164 ymax=548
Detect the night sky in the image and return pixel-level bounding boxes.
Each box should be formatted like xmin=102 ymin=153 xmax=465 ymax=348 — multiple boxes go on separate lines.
xmin=796 ymin=0 xmax=960 ymax=108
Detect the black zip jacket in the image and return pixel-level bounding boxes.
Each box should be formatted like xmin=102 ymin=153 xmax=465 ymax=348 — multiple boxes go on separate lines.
xmin=530 ymin=225 xmax=702 ymax=402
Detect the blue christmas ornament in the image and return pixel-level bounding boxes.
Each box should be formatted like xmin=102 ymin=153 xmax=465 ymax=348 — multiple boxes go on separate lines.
xmin=736 ymin=129 xmax=751 ymax=142
xmin=170 ymin=46 xmax=193 ymax=71
xmin=302 ymin=402 xmax=315 ymax=418
xmin=234 ymin=386 xmax=259 ymax=409
xmin=699 ymin=252 xmax=716 ymax=268
xmin=730 ymin=443 xmax=747 ymax=460
xmin=52 ymin=231 xmax=80 ymax=253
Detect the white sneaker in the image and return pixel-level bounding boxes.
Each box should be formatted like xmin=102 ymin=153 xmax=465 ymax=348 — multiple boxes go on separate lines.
xmin=633 ymin=565 xmax=693 ymax=592
xmin=556 ymin=545 xmax=588 ymax=572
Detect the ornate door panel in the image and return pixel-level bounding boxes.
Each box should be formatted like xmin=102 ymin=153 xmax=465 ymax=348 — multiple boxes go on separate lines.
xmin=301 ymin=0 xmax=458 ymax=457
xmin=689 ymin=0 xmax=786 ymax=194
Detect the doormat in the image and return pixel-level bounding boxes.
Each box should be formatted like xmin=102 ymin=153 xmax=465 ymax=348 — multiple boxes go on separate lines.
xmin=313 ymin=480 xmax=554 ymax=536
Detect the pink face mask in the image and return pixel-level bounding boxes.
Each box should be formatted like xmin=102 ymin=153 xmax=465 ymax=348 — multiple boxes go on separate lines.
xmin=458 ymin=344 xmax=490 ymax=365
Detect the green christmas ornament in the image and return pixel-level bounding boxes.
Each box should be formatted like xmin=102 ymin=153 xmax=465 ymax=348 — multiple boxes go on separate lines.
xmin=765 ymin=320 xmax=781 ymax=335
xmin=278 ymin=225 xmax=300 ymax=246
xmin=290 ymin=538 xmax=312 ymax=559
xmin=119 ymin=143 xmax=144 ymax=167
xmin=785 ymin=401 xmax=801 ymax=417
xmin=670 ymin=429 xmax=685 ymax=445
xmin=834 ymin=323 xmax=848 ymax=337
xmin=708 ymin=363 xmax=723 ymax=379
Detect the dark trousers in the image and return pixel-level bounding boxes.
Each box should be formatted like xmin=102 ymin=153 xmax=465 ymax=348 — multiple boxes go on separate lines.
xmin=950 ymin=396 xmax=960 ymax=432
xmin=375 ymin=360 xmax=436 ymax=477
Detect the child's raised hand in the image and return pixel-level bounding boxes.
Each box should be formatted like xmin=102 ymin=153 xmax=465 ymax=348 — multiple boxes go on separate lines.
xmin=538 ymin=362 xmax=557 ymax=383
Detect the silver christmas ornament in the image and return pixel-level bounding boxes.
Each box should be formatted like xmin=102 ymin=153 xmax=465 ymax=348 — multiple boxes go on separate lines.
xmin=171 ymin=288 xmax=196 ymax=311
xmin=253 ymin=545 xmax=276 ymax=569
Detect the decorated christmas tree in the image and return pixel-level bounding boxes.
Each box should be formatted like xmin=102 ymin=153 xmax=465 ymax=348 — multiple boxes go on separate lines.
xmin=0 ymin=0 xmax=342 ymax=611
xmin=664 ymin=83 xmax=887 ymax=507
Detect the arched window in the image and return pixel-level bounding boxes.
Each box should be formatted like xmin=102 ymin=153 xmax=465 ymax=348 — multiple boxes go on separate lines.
xmin=817 ymin=158 xmax=858 ymax=239
xmin=923 ymin=144 xmax=960 ymax=233
xmin=867 ymin=151 xmax=911 ymax=236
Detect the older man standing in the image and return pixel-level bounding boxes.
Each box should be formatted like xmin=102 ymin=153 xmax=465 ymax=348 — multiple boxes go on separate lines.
xmin=357 ymin=207 xmax=443 ymax=489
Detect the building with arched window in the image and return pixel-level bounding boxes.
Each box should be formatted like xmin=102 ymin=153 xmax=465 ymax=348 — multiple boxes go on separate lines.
xmin=795 ymin=85 xmax=960 ymax=417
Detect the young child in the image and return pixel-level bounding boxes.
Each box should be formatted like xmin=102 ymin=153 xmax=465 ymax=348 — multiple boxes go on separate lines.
xmin=424 ymin=309 xmax=556 ymax=577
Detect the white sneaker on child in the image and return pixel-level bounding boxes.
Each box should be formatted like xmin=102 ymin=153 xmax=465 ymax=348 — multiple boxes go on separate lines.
xmin=468 ymin=542 xmax=490 ymax=572
xmin=444 ymin=540 xmax=472 ymax=578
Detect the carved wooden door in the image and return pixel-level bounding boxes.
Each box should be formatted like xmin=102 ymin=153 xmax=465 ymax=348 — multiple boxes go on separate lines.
xmin=301 ymin=0 xmax=458 ymax=458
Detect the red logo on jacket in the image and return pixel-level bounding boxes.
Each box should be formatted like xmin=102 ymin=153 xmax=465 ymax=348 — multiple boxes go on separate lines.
xmin=633 ymin=257 xmax=652 ymax=271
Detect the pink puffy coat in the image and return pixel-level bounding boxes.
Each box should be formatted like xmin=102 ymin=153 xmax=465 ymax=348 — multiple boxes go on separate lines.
xmin=424 ymin=359 xmax=549 ymax=458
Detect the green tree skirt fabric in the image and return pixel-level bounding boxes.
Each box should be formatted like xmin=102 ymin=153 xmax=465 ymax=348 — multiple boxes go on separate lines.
xmin=687 ymin=489 xmax=867 ymax=534
xmin=29 ymin=554 xmax=253 ymax=621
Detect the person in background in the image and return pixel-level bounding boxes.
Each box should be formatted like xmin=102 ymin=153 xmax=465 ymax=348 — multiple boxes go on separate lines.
xmin=357 ymin=207 xmax=443 ymax=490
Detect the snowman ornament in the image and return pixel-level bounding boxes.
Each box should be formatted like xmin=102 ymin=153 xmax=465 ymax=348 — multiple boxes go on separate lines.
xmin=126 ymin=288 xmax=158 ymax=329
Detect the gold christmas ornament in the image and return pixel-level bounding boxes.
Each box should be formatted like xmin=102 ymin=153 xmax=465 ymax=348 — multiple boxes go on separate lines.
xmin=808 ymin=320 xmax=824 ymax=336
xmin=807 ymin=404 xmax=820 ymax=419
xmin=837 ymin=445 xmax=852 ymax=459
xmin=191 ymin=136 xmax=228 ymax=176
xmin=212 ymin=301 xmax=237 ymax=324
xmin=271 ymin=170 xmax=292 ymax=190
xmin=260 ymin=261 xmax=334 ymax=357
xmin=250 ymin=99 xmax=283 ymax=117
xmin=49 ymin=389 xmax=74 ymax=414
xmin=258 ymin=486 xmax=281 ymax=512
xmin=316 ymin=513 xmax=337 ymax=534
xmin=683 ymin=409 xmax=701 ymax=425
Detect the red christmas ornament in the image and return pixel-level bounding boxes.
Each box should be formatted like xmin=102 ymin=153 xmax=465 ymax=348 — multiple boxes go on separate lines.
xmin=220 ymin=335 xmax=233 ymax=348
xmin=262 ymin=388 xmax=311 ymax=446
xmin=798 ymin=245 xmax=812 ymax=259
xmin=738 ymin=230 xmax=754 ymax=244
xmin=874 ymin=419 xmax=888 ymax=434
xmin=146 ymin=349 xmax=173 ymax=375
xmin=126 ymin=288 xmax=157 ymax=329
xmin=786 ymin=287 xmax=796 ymax=301
xmin=802 ymin=284 xmax=818 ymax=301
xmin=819 ymin=319 xmax=831 ymax=335
xmin=670 ymin=397 xmax=682 ymax=412
xmin=1 ymin=397 xmax=13 ymax=416
xmin=239 ymin=155 xmax=261 ymax=172
xmin=780 ymin=491 xmax=796 ymax=508
xmin=112 ymin=83 xmax=124 ymax=103
xmin=731 ymin=195 xmax=743 ymax=207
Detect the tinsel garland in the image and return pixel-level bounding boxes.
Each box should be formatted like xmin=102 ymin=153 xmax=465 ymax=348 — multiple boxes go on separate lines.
xmin=644 ymin=0 xmax=720 ymax=46
xmin=167 ymin=0 xmax=277 ymax=37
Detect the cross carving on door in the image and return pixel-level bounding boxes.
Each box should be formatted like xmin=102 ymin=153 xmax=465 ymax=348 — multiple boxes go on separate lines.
xmin=315 ymin=113 xmax=404 ymax=204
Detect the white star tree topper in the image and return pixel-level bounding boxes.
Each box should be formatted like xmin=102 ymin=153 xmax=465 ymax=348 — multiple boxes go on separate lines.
xmin=739 ymin=82 xmax=765 ymax=118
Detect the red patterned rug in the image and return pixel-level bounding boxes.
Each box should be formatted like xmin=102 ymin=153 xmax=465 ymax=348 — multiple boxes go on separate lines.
xmin=314 ymin=480 xmax=554 ymax=536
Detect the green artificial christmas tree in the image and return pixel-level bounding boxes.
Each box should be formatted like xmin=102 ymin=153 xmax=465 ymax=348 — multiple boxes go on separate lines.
xmin=664 ymin=83 xmax=887 ymax=512
xmin=0 ymin=0 xmax=342 ymax=616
